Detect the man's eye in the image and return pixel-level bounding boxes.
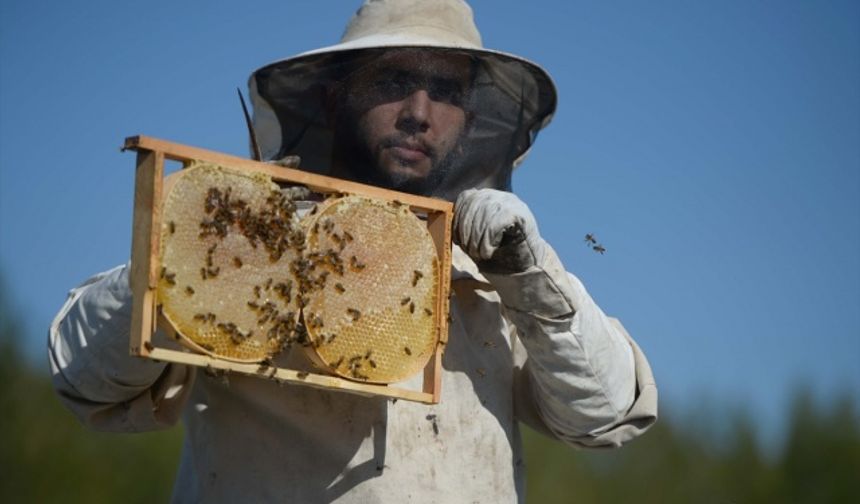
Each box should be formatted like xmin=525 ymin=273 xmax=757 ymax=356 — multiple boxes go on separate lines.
xmin=371 ymin=77 xmax=410 ymax=98
xmin=429 ymin=81 xmax=464 ymax=105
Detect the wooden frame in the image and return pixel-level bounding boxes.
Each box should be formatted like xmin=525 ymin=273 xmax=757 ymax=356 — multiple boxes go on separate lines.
xmin=125 ymin=135 xmax=452 ymax=404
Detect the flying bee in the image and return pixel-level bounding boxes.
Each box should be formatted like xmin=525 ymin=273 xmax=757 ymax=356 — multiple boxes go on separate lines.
xmin=584 ymin=233 xmax=597 ymax=245
xmin=347 ymin=308 xmax=361 ymax=321
xmin=593 ymin=244 xmax=606 ymax=255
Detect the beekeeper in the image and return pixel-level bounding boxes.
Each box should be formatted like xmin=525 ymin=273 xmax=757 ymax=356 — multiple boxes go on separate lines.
xmin=49 ymin=1 xmax=657 ymax=502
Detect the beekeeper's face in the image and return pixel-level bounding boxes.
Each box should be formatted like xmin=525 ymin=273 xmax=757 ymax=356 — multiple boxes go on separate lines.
xmin=334 ymin=50 xmax=472 ymax=194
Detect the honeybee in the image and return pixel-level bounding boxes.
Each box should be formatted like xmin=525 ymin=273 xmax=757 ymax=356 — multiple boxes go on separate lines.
xmin=350 ymin=256 xmax=366 ymax=270
xmin=412 ymin=270 xmax=423 ymax=286
xmin=185 ymin=286 xmax=195 ymax=295
xmin=426 ymin=414 xmax=439 ymax=436
xmin=585 ymin=233 xmax=597 ymax=245
xmin=593 ymin=245 xmax=606 ymax=255
xmin=334 ymin=283 xmax=346 ymax=294
xmin=347 ymin=308 xmax=361 ymax=321
xmin=404 ymin=346 xmax=412 ymax=356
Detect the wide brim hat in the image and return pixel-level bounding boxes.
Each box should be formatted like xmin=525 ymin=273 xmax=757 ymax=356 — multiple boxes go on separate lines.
xmin=248 ymin=0 xmax=558 ymax=197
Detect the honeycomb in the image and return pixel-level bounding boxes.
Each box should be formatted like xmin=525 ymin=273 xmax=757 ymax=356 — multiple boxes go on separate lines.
xmin=157 ymin=163 xmax=440 ymax=382
xmin=158 ymin=163 xmax=303 ymax=362
xmin=302 ymin=196 xmax=439 ymax=384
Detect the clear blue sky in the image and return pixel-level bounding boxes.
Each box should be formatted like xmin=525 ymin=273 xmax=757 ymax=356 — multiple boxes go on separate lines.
xmin=1 ymin=0 xmax=858 ymax=451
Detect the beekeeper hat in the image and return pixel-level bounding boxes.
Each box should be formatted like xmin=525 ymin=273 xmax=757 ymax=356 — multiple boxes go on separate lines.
xmin=248 ymin=0 xmax=557 ymax=195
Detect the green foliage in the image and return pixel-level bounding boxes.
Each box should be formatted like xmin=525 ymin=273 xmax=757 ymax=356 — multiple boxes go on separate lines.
xmin=523 ymin=393 xmax=860 ymax=503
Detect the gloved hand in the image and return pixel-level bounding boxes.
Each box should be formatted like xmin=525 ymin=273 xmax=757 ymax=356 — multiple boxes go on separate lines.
xmin=453 ymin=188 xmax=547 ymax=274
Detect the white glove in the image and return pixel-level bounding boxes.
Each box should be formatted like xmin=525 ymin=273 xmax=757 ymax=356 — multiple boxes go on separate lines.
xmin=453 ymin=189 xmax=547 ymax=274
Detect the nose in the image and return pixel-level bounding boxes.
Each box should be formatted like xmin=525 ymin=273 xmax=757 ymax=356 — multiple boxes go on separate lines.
xmin=396 ymin=89 xmax=431 ymax=134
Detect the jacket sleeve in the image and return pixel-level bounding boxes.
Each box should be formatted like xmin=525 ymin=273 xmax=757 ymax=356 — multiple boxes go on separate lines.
xmin=485 ymin=245 xmax=658 ymax=448
xmin=48 ymin=263 xmax=195 ymax=432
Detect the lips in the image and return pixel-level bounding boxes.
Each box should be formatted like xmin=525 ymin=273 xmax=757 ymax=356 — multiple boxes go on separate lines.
xmin=390 ymin=144 xmax=429 ymax=162
xmin=383 ymin=138 xmax=433 ymax=163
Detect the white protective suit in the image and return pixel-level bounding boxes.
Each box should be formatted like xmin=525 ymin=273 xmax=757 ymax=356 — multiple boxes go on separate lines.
xmin=49 ymin=243 xmax=657 ymax=503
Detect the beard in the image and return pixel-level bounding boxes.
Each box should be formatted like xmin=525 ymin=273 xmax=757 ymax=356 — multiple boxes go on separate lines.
xmin=333 ymin=127 xmax=465 ymax=197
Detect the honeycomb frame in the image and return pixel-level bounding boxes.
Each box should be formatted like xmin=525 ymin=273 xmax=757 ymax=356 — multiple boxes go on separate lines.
xmin=125 ymin=135 xmax=453 ymax=404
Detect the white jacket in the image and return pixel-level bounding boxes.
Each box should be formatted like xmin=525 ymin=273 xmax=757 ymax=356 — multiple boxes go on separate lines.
xmin=49 ymin=244 xmax=657 ymax=503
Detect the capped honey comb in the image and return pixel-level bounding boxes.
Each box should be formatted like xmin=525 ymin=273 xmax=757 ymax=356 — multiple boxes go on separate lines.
xmin=157 ymin=162 xmax=440 ymax=382
xmin=158 ymin=162 xmax=303 ymax=362
xmin=302 ymin=196 xmax=439 ymax=384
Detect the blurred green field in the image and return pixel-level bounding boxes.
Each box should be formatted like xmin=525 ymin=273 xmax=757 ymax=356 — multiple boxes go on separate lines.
xmin=2 ymin=311 xmax=858 ymax=503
